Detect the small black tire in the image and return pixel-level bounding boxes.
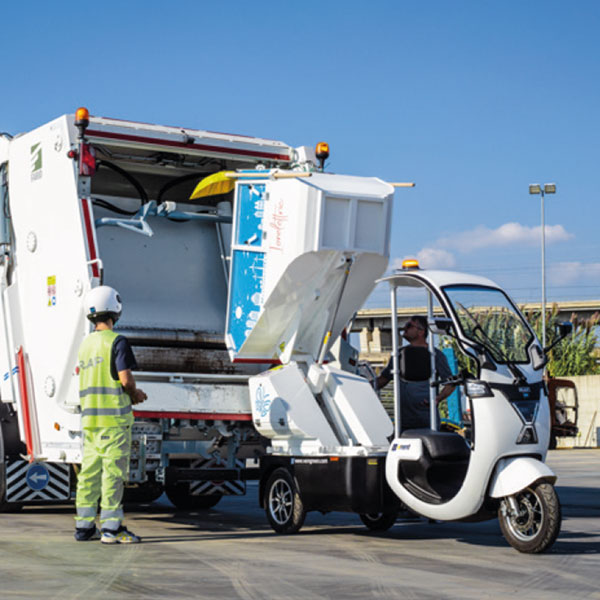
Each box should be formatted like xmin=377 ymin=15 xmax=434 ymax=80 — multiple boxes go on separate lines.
xmin=498 ymin=481 xmax=561 ymax=553
xmin=166 ymin=484 xmax=223 ymax=510
xmin=265 ymin=468 xmax=306 ymax=534
xmin=548 ymin=433 xmax=558 ymax=450
xmin=359 ymin=511 xmax=398 ymax=531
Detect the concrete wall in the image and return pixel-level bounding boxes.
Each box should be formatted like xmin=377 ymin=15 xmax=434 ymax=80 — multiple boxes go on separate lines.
xmin=557 ymin=375 xmax=600 ymax=448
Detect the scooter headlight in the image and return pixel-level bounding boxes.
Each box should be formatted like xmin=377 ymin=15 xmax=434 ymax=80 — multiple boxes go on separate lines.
xmin=465 ymin=380 xmax=493 ymax=398
xmin=516 ymin=426 xmax=538 ymax=445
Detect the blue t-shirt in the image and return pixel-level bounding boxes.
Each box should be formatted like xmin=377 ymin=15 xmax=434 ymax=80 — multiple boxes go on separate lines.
xmin=110 ymin=335 xmax=138 ymax=380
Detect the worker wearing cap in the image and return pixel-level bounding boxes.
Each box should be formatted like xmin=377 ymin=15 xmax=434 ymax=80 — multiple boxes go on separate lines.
xmin=74 ymin=286 xmax=147 ymax=544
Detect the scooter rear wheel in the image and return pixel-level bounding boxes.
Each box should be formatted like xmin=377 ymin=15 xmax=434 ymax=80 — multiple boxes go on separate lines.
xmin=265 ymin=468 xmax=306 ymax=534
xmin=498 ymin=481 xmax=561 ymax=553
xmin=359 ymin=511 xmax=398 ymax=531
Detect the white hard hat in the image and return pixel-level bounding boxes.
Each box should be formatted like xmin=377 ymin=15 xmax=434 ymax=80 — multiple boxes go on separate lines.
xmin=84 ymin=285 xmax=122 ymax=323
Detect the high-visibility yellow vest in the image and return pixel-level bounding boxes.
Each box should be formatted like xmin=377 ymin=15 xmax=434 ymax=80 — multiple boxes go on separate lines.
xmin=78 ymin=330 xmax=133 ymax=429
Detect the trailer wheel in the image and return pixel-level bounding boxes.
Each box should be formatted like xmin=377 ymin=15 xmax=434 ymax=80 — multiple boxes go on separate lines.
xmin=359 ymin=511 xmax=398 ymax=531
xmin=498 ymin=482 xmax=561 ymax=553
xmin=166 ymin=484 xmax=223 ymax=510
xmin=265 ymin=468 xmax=305 ymax=534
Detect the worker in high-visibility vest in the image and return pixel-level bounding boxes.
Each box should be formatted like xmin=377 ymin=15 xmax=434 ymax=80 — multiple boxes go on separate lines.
xmin=74 ymin=286 xmax=147 ymax=544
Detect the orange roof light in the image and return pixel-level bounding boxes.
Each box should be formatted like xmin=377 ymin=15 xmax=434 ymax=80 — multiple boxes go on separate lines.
xmin=402 ymin=258 xmax=420 ymax=270
xmin=316 ymin=142 xmax=329 ymax=158
xmin=315 ymin=142 xmax=330 ymax=171
xmin=75 ymin=107 xmax=89 ymax=126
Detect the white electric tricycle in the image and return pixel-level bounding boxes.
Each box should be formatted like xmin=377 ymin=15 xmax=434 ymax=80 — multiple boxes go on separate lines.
xmin=382 ymin=267 xmax=568 ymax=553
xmin=255 ymin=265 xmax=567 ymax=554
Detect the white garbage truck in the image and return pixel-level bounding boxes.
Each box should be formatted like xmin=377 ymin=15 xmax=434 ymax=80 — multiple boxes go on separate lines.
xmin=0 ymin=108 xmax=395 ymax=511
xmin=0 ymin=108 xmax=321 ymax=509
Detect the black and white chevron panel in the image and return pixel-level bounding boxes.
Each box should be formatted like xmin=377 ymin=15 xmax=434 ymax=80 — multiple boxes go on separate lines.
xmin=189 ymin=457 xmax=245 ymax=496
xmin=5 ymin=460 xmax=70 ymax=502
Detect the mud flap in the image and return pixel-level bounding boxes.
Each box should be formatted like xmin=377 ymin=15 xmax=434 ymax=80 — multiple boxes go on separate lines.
xmin=6 ymin=460 xmax=70 ymax=502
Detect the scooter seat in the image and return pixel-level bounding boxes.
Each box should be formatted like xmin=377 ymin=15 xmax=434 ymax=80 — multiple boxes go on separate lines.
xmin=401 ymin=429 xmax=470 ymax=461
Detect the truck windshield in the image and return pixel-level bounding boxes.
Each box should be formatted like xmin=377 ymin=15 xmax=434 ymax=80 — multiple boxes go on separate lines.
xmin=442 ymin=285 xmax=533 ymax=363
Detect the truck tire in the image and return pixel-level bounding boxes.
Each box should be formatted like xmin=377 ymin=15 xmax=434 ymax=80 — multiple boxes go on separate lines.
xmin=498 ymin=481 xmax=561 ymax=553
xmin=123 ymin=476 xmax=164 ymax=505
xmin=264 ymin=467 xmax=306 ymax=534
xmin=165 ymin=483 xmax=223 ymax=510
xmin=359 ymin=511 xmax=398 ymax=531
xmin=0 ymin=410 xmax=22 ymax=513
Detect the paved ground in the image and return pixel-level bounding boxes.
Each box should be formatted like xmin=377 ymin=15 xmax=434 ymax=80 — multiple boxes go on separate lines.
xmin=0 ymin=450 xmax=598 ymax=599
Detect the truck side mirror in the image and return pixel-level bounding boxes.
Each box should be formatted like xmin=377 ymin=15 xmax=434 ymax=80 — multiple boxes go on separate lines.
xmin=543 ymin=321 xmax=573 ymax=355
xmin=530 ymin=344 xmax=547 ymax=371
xmin=557 ymin=321 xmax=573 ymax=339
xmin=399 ymin=346 xmax=432 ymax=382
xmin=429 ymin=317 xmax=454 ymax=336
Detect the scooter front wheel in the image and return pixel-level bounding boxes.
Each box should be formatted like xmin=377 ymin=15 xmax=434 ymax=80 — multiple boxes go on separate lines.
xmin=498 ymin=481 xmax=561 ymax=553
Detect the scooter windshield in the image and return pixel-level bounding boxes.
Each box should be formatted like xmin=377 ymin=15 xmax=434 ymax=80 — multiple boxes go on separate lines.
xmin=442 ymin=285 xmax=533 ymax=363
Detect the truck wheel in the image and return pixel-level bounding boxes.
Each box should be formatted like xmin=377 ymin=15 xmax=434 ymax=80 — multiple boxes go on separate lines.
xmin=0 ymin=424 xmax=22 ymax=513
xmin=498 ymin=482 xmax=561 ymax=553
xmin=359 ymin=511 xmax=398 ymax=531
xmin=265 ymin=468 xmax=305 ymax=534
xmin=166 ymin=484 xmax=223 ymax=510
xmin=123 ymin=478 xmax=164 ymax=505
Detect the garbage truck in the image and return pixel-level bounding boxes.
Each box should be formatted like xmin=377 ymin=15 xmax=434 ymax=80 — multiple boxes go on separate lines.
xmin=0 ymin=107 xmax=400 ymax=510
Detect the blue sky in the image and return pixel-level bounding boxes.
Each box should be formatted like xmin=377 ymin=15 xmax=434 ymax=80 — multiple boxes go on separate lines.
xmin=2 ymin=1 xmax=599 ymax=308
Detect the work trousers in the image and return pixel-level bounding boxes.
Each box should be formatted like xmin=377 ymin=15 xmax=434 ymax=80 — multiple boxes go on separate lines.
xmin=75 ymin=426 xmax=131 ymax=532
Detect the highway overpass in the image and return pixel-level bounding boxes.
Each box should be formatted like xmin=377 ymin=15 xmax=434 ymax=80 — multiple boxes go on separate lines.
xmin=351 ymin=300 xmax=600 ymax=367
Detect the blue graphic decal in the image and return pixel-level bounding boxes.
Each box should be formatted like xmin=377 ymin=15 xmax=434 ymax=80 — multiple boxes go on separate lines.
xmin=236 ymin=183 xmax=265 ymax=246
xmin=228 ymin=250 xmax=265 ymax=352
xmin=255 ymin=384 xmax=272 ymax=417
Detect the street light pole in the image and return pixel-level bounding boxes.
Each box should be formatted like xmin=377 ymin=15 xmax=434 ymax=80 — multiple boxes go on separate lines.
xmin=529 ymin=183 xmax=556 ymax=348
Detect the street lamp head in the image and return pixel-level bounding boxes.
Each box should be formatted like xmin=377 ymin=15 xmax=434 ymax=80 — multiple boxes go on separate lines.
xmin=543 ymin=183 xmax=556 ymax=194
xmin=529 ymin=184 xmax=542 ymax=195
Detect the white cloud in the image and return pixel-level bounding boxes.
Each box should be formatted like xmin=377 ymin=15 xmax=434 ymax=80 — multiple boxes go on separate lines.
xmin=437 ymin=222 xmax=573 ymax=253
xmin=391 ymin=248 xmax=456 ymax=270
xmin=416 ymin=248 xmax=456 ymax=269
xmin=548 ymin=262 xmax=600 ymax=286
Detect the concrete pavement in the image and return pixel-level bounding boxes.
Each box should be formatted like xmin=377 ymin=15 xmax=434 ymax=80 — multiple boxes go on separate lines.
xmin=0 ymin=450 xmax=598 ymax=599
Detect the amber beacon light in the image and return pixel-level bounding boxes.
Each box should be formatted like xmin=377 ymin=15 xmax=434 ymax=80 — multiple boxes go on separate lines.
xmin=401 ymin=259 xmax=420 ymax=270
xmin=315 ymin=142 xmax=330 ymax=171
xmin=74 ymin=106 xmax=90 ymax=140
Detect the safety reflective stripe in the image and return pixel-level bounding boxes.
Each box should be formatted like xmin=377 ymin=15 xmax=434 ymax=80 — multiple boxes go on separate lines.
xmin=75 ymin=505 xmax=97 ymax=525
xmin=100 ymin=508 xmax=124 ymax=521
xmin=79 ymin=386 xmax=124 ymax=398
xmin=81 ymin=405 xmax=132 ymax=418
xmin=76 ymin=506 xmax=97 ymax=518
xmin=75 ymin=519 xmax=95 ymax=527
